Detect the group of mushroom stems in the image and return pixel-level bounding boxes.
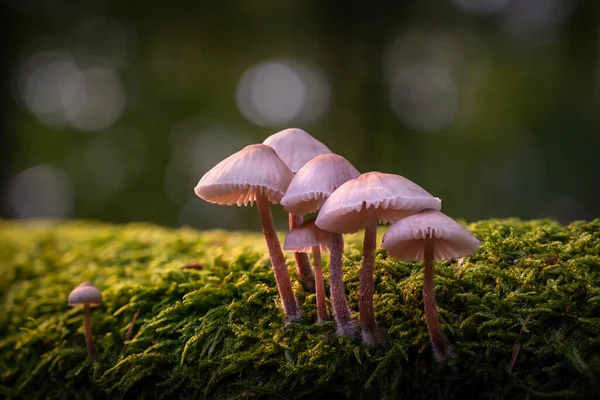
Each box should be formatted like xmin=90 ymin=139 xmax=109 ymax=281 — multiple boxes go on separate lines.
xmin=66 ymin=129 xmax=479 ymax=363
xmin=195 ymin=128 xmax=480 ymax=362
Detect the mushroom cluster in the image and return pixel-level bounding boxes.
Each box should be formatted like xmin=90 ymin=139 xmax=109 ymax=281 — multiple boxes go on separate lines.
xmin=194 ymin=128 xmax=480 ymax=361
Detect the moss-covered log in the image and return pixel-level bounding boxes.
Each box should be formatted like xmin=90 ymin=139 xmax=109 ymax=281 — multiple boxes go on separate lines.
xmin=1 ymin=219 xmax=599 ymax=399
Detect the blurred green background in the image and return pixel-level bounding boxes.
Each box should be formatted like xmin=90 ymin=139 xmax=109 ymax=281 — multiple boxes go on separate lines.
xmin=1 ymin=0 xmax=599 ymax=231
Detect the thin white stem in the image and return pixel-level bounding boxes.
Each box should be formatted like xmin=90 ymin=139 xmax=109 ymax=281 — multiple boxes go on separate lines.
xmin=289 ymin=214 xmax=315 ymax=292
xmin=359 ymin=207 xmax=378 ymax=338
xmin=329 ymin=232 xmax=355 ymax=336
xmin=83 ymin=304 xmax=96 ymax=360
xmin=423 ymin=238 xmax=451 ymax=362
xmin=312 ymin=246 xmax=330 ymax=323
xmin=257 ymin=194 xmax=301 ymax=321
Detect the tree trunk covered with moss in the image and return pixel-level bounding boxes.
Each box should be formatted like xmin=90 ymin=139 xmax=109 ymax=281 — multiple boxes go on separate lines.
xmin=0 ymin=219 xmax=599 ymax=399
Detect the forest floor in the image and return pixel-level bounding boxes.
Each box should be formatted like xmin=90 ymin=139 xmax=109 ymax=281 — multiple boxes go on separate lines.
xmin=1 ymin=218 xmax=599 ymax=399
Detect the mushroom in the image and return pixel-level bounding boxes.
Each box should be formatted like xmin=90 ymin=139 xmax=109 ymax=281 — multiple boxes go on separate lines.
xmin=263 ymin=128 xmax=332 ymax=173
xmin=194 ymin=144 xmax=301 ymax=321
xmin=263 ymin=128 xmax=332 ymax=292
xmin=68 ymin=281 xmax=103 ymax=359
xmin=281 ymin=153 xmax=360 ymax=336
xmin=283 ymin=219 xmax=331 ymax=323
xmin=381 ymin=209 xmax=480 ymax=362
xmin=316 ymin=172 xmax=441 ymax=345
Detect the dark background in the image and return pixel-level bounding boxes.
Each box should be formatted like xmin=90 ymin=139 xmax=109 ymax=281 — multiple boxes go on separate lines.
xmin=2 ymin=0 xmax=599 ymax=230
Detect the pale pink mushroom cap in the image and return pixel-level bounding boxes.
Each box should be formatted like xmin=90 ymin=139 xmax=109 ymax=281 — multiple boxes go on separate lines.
xmin=381 ymin=209 xmax=480 ymax=261
xmin=68 ymin=281 xmax=103 ymax=307
xmin=315 ymin=171 xmax=442 ymax=234
xmin=283 ymin=219 xmax=331 ymax=253
xmin=263 ymin=128 xmax=332 ymax=173
xmin=280 ymin=154 xmax=360 ymax=216
xmin=194 ymin=144 xmax=294 ymax=206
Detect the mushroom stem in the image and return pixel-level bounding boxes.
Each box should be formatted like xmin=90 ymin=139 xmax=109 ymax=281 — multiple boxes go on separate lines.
xmin=289 ymin=214 xmax=316 ymax=292
xmin=257 ymin=194 xmax=301 ymax=322
xmin=423 ymin=238 xmax=451 ymax=362
xmin=311 ymin=246 xmax=330 ymax=323
xmin=359 ymin=206 xmax=385 ymax=345
xmin=329 ymin=232 xmax=355 ymax=336
xmin=83 ymin=304 xmax=96 ymax=360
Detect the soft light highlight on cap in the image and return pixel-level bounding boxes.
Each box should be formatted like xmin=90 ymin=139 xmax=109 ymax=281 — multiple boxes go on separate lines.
xmin=315 ymin=172 xmax=441 ymax=234
xmin=68 ymin=281 xmax=103 ymax=306
xmin=194 ymin=144 xmax=294 ymax=206
xmin=263 ymin=128 xmax=331 ymax=173
xmin=281 ymin=154 xmax=360 ymax=215
xmin=381 ymin=209 xmax=480 ymax=261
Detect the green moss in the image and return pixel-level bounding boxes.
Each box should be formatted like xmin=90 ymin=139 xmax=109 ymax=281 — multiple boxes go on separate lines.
xmin=1 ymin=218 xmax=599 ymax=399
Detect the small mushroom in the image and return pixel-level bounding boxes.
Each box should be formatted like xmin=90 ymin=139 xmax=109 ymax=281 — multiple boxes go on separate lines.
xmin=264 ymin=128 xmax=332 ymax=292
xmin=194 ymin=144 xmax=301 ymax=321
xmin=68 ymin=281 xmax=103 ymax=359
xmin=283 ymin=219 xmax=331 ymax=323
xmin=281 ymin=153 xmax=360 ymax=336
xmin=381 ymin=209 xmax=480 ymax=362
xmin=316 ymin=172 xmax=441 ymax=346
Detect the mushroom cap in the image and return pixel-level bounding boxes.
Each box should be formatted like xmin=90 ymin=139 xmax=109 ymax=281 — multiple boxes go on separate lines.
xmin=283 ymin=219 xmax=331 ymax=253
xmin=68 ymin=281 xmax=103 ymax=306
xmin=263 ymin=128 xmax=332 ymax=173
xmin=315 ymin=171 xmax=442 ymax=234
xmin=194 ymin=144 xmax=294 ymax=206
xmin=381 ymin=209 xmax=480 ymax=261
xmin=281 ymin=154 xmax=360 ymax=216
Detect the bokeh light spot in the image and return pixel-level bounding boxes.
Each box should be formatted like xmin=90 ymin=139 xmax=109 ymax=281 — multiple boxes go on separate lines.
xmin=389 ymin=64 xmax=458 ymax=132
xmin=501 ymin=0 xmax=574 ymax=48
xmin=18 ymin=50 xmax=126 ymax=131
xmin=65 ymin=67 xmax=126 ymax=131
xmin=7 ymin=165 xmax=74 ymax=219
xmin=383 ymin=29 xmax=464 ymax=84
xmin=18 ymin=51 xmax=82 ymax=126
xmin=236 ymin=59 xmax=330 ymax=127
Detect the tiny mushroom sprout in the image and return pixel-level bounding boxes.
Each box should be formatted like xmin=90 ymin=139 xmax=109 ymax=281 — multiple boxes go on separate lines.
xmin=316 ymin=171 xmax=441 ymax=346
xmin=264 ymin=128 xmax=332 ymax=292
xmin=381 ymin=209 xmax=480 ymax=362
xmin=283 ymin=219 xmax=331 ymax=323
xmin=194 ymin=144 xmax=301 ymax=322
xmin=68 ymin=281 xmax=103 ymax=359
xmin=281 ymin=153 xmax=360 ymax=336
